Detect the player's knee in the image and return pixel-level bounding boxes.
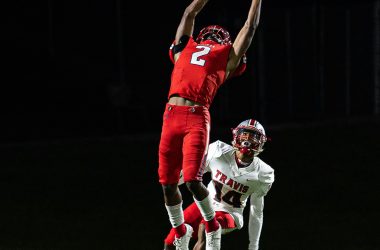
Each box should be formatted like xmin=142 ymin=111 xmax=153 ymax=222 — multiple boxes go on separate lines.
xmin=185 ymin=181 xmax=202 ymax=193
xmin=162 ymin=184 xmax=178 ymax=197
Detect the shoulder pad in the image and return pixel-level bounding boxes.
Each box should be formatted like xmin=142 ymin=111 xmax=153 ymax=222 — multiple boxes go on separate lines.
xmin=257 ymin=159 xmax=275 ymax=184
xmin=208 ymin=140 xmax=234 ymax=158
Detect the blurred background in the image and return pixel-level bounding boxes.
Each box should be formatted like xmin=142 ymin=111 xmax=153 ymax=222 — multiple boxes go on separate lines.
xmin=1 ymin=0 xmax=380 ymax=249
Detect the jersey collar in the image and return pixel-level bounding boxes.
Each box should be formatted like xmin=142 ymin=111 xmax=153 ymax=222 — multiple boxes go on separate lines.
xmin=229 ymin=152 xmax=259 ymax=176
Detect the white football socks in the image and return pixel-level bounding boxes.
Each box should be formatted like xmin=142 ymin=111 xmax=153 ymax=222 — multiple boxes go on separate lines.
xmin=165 ymin=202 xmax=184 ymax=228
xmin=194 ymin=195 xmax=215 ymax=221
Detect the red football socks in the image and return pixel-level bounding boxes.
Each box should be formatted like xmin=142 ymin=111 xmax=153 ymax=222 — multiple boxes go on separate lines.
xmin=205 ymin=217 xmax=220 ymax=233
xmin=174 ymin=223 xmax=187 ymax=238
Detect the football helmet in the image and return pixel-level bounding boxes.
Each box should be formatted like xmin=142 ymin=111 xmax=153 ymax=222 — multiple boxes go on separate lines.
xmin=196 ymin=25 xmax=232 ymax=45
xmin=232 ymin=119 xmax=267 ymax=157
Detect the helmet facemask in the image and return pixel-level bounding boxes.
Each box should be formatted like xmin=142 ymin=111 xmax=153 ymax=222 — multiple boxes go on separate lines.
xmin=232 ymin=122 xmax=267 ymax=158
xmin=196 ymin=25 xmax=232 ymax=45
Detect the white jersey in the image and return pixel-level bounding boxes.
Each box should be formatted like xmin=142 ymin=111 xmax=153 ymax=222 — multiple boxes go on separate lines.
xmin=204 ymin=140 xmax=274 ymax=250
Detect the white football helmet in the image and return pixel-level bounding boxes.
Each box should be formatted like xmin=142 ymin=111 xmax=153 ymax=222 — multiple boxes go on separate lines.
xmin=232 ymin=119 xmax=267 ymax=157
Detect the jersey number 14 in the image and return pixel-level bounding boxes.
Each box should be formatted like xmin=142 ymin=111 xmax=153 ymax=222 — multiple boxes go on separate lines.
xmin=213 ymin=180 xmax=243 ymax=208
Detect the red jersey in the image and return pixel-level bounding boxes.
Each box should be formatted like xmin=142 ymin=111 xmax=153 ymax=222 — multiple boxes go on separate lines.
xmin=168 ymin=37 xmax=232 ymax=109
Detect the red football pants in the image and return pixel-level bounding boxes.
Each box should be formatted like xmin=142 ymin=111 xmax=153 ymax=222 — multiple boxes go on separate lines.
xmin=164 ymin=202 xmax=237 ymax=245
xmin=158 ymin=103 xmax=210 ymax=185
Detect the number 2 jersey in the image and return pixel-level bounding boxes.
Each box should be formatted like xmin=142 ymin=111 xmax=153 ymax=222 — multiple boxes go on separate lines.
xmin=204 ymin=140 xmax=274 ymax=230
xmin=168 ymin=37 xmax=246 ymax=109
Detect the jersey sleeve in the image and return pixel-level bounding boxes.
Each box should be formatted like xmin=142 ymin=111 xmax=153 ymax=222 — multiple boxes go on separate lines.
xmin=169 ymin=39 xmax=176 ymax=64
xmin=168 ymin=36 xmax=192 ymax=64
xmin=255 ymin=164 xmax=274 ymax=198
xmin=230 ymin=54 xmax=247 ymax=78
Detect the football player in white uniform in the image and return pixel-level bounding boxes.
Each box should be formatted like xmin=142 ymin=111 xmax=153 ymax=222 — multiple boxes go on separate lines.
xmin=163 ymin=119 xmax=274 ymax=250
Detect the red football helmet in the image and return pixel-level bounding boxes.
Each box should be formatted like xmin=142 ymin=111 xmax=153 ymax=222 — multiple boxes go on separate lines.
xmin=232 ymin=119 xmax=267 ymax=157
xmin=196 ymin=25 xmax=232 ymax=45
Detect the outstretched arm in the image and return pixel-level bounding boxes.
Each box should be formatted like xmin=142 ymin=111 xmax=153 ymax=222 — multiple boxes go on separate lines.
xmin=175 ymin=0 xmax=209 ymax=42
xmin=172 ymin=0 xmax=210 ymax=61
xmin=226 ymin=0 xmax=263 ymax=78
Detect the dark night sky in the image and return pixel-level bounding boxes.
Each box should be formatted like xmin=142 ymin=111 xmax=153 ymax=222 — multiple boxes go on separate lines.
xmin=2 ymin=0 xmax=378 ymax=142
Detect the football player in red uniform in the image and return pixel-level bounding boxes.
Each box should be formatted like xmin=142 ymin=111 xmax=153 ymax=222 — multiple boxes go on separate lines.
xmin=158 ymin=1 xmax=263 ymax=249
